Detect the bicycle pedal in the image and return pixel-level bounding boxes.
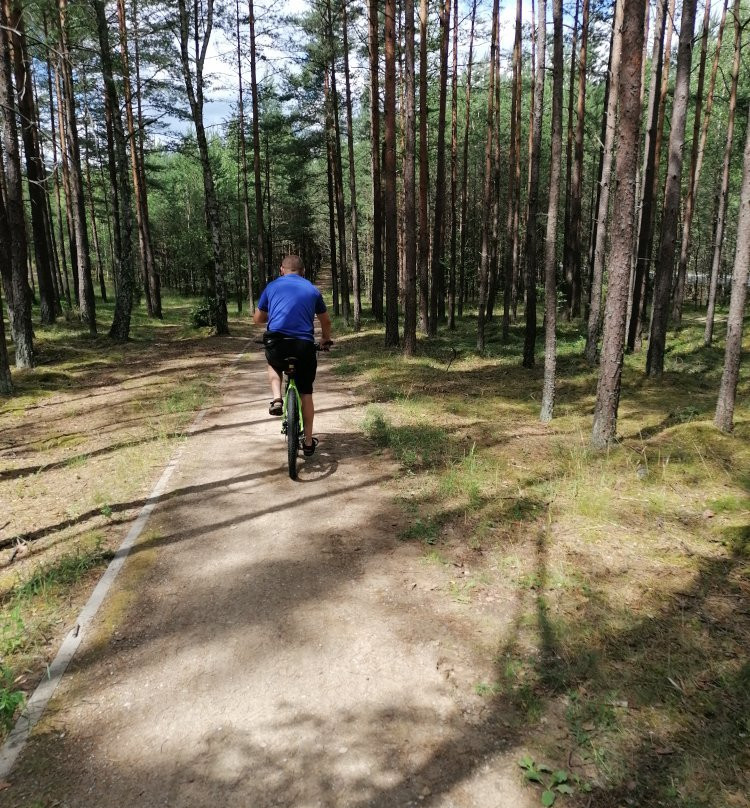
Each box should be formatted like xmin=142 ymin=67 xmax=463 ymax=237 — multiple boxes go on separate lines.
xmin=281 ymin=421 xmax=288 ymax=435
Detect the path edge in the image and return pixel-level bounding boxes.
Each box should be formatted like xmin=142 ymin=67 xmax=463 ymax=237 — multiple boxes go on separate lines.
xmin=0 ymin=340 xmax=253 ymax=779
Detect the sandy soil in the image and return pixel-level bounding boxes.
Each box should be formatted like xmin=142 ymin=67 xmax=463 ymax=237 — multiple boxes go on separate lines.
xmin=2 ymin=340 xmax=536 ymax=808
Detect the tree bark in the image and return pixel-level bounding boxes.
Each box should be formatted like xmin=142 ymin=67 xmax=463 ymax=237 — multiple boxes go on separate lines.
xmin=248 ymin=0 xmax=266 ymax=293
xmin=341 ymin=0 xmax=362 ymax=331
xmin=476 ymin=0 xmax=499 ymax=353
xmin=93 ymin=0 xmax=134 ymax=341
xmin=522 ymin=0 xmax=546 ymax=369
xmin=646 ymin=0 xmax=697 ymax=377
xmin=458 ymin=0 xmax=476 ymax=319
xmin=325 ymin=0 xmax=350 ymax=324
xmin=176 ymin=0 xmax=228 ymax=334
xmin=59 ymin=0 xmax=96 ymax=334
xmin=43 ymin=11 xmax=71 ymax=308
xmin=672 ymin=0 xmax=713 ymax=327
xmin=384 ymin=0 xmax=399 ymax=346
xmin=0 ymin=0 xmax=33 ymax=367
xmin=9 ymin=1 xmax=56 ymax=325
xmin=584 ymin=0 xmax=624 ymax=364
xmin=324 ymin=75 xmax=340 ymax=315
xmin=540 ymin=0 xmax=563 ymax=422
xmin=427 ymin=0 xmax=450 ymax=337
xmin=502 ymin=0 xmax=522 ymax=340
xmin=565 ymin=0 xmax=588 ymax=320
xmin=562 ymin=0 xmax=579 ymax=321
xmin=627 ymin=0 xmax=668 ymax=351
xmin=705 ymin=0 xmax=741 ymax=347
xmin=591 ymin=0 xmax=646 ymax=448
xmin=714 ymin=101 xmax=750 ymax=433
xmin=369 ymin=0 xmax=383 ymax=321
xmin=417 ymin=0 xmax=429 ymax=332
xmin=447 ymin=0 xmax=458 ymax=330
xmin=403 ymin=0 xmax=417 ymax=355
xmin=235 ymin=0 xmax=254 ymax=309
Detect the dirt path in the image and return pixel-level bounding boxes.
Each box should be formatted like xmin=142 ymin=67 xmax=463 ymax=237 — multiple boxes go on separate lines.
xmin=2 ymin=342 xmax=535 ymax=808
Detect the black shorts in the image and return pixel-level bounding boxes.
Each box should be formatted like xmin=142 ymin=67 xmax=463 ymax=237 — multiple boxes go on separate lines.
xmin=263 ymin=333 xmax=317 ymax=394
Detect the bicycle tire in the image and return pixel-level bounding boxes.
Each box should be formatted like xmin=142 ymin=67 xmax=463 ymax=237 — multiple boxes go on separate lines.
xmin=286 ymin=385 xmax=300 ymax=479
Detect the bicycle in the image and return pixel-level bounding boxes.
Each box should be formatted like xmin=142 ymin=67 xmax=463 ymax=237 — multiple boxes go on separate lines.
xmin=279 ymin=340 xmax=331 ymax=480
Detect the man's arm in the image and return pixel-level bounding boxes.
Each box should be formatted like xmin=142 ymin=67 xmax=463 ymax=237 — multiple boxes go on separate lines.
xmin=318 ymin=311 xmax=332 ymax=343
xmin=253 ymin=308 xmax=268 ymax=325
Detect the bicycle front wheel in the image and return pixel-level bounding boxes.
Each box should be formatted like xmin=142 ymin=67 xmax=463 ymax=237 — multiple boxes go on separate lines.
xmin=286 ymin=386 xmax=300 ymax=479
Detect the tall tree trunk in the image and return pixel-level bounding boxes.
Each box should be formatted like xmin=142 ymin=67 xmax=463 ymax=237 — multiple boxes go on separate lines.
xmin=403 ymin=0 xmax=417 ymax=355
xmin=0 ymin=163 xmax=12 ymax=390
xmin=117 ymin=0 xmax=160 ymax=318
xmin=672 ymin=0 xmax=712 ymax=327
xmin=341 ymin=0 xmax=362 ymax=331
xmin=384 ymin=0 xmax=399 ymax=346
xmin=248 ymin=0 xmax=266 ymax=293
xmin=235 ymin=0 xmax=254 ymax=309
xmin=325 ymin=0 xmax=349 ymax=323
xmin=705 ymin=0 xmax=741 ymax=347
xmin=80 ymin=67 xmax=106 ymax=302
xmin=584 ymin=0 xmax=624 ymax=364
xmin=44 ymin=12 xmax=71 ymax=308
xmin=522 ymin=0 xmax=546 ymax=369
xmin=93 ymin=0 xmax=134 ymax=341
xmin=591 ymin=0 xmax=646 ymax=447
xmin=9 ymin=1 xmax=56 ymax=325
xmin=53 ymin=54 xmax=78 ymax=305
xmin=427 ymin=0 xmax=450 ymax=337
xmin=176 ymin=0 xmax=228 ymax=334
xmin=458 ymin=0 xmax=476 ymax=319
xmin=646 ymin=0 xmax=697 ymax=377
xmin=714 ymin=101 xmax=750 ymax=433
xmin=628 ymin=0 xmax=668 ymax=351
xmin=630 ymin=0 xmax=675 ymax=351
xmin=447 ymin=0 xmax=458 ymax=330
xmin=562 ymin=0 xmax=579 ymax=321
xmin=59 ymin=0 xmax=96 ymax=335
xmin=369 ymin=0 xmax=383 ymax=321
xmin=565 ymin=0 xmax=588 ymax=319
xmin=324 ymin=81 xmax=340 ymax=315
xmin=417 ymin=0 xmax=429 ymax=332
xmin=540 ymin=0 xmax=563 ymax=422
xmin=502 ymin=0 xmax=522 ymax=340
xmin=0 ymin=1 xmax=33 ymax=367
xmin=476 ymin=0 xmax=499 ymax=352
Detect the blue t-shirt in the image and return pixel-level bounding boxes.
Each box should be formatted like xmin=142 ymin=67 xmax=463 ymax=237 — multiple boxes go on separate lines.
xmin=258 ymin=274 xmax=327 ymax=342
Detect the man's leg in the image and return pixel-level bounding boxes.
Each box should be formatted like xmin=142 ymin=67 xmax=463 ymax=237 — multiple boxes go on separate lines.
xmin=300 ymin=394 xmax=314 ymax=446
xmin=267 ymin=363 xmax=282 ymax=401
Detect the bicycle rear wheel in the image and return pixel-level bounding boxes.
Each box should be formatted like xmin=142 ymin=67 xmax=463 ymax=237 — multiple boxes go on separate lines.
xmin=286 ymin=385 xmax=300 ymax=479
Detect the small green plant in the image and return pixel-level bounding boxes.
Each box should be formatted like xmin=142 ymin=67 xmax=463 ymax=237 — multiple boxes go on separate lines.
xmin=189 ymin=300 xmax=216 ymax=328
xmin=0 ymin=665 xmax=24 ymax=730
xmin=518 ymin=756 xmax=579 ymax=805
xmin=0 ymin=606 xmax=26 ymax=656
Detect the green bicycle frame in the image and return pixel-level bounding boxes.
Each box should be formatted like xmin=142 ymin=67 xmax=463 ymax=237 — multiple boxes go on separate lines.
xmin=283 ymin=378 xmax=303 ymax=434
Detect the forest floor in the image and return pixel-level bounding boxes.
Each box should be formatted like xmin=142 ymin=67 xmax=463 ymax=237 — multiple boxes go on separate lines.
xmin=0 ymin=296 xmax=748 ymax=808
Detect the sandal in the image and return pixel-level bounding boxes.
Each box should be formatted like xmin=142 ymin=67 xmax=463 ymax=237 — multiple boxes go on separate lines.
xmin=303 ymin=437 xmax=319 ymax=456
xmin=269 ymin=398 xmax=283 ymax=416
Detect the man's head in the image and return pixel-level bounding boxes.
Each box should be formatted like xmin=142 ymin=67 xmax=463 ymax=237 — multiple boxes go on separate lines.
xmin=280 ymin=255 xmax=305 ymax=276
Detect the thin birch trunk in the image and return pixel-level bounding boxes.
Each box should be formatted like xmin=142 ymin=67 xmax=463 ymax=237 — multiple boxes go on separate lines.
xmin=540 ymin=0 xmax=563 ymax=422
xmin=522 ymin=0 xmax=546 ymax=369
xmin=705 ymin=0 xmax=741 ymax=347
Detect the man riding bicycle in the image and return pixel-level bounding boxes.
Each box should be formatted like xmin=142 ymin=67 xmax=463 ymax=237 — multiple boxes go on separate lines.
xmin=253 ymin=255 xmax=333 ymax=456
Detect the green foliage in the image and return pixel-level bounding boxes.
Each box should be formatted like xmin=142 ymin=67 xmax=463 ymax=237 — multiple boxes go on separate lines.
xmin=189 ymin=300 xmax=217 ymax=329
xmin=0 ymin=665 xmax=24 ymax=731
xmin=518 ymin=757 xmax=587 ymax=805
